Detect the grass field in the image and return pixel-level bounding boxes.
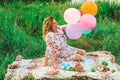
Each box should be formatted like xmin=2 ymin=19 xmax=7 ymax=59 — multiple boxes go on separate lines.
xmin=0 ymin=0 xmax=120 ymax=79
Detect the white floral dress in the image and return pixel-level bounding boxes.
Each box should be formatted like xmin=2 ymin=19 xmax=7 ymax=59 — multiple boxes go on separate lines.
xmin=45 ymin=26 xmax=78 ymax=61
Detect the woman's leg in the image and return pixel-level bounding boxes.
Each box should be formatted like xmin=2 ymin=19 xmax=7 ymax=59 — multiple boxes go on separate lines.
xmin=74 ymin=54 xmax=84 ymax=72
xmin=77 ymin=49 xmax=86 ymax=55
xmin=74 ymin=54 xmax=83 ymax=61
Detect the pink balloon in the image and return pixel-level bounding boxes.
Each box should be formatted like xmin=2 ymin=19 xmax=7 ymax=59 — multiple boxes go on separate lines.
xmin=66 ymin=23 xmax=82 ymax=40
xmin=64 ymin=8 xmax=81 ymax=24
xmin=80 ymin=14 xmax=96 ymax=30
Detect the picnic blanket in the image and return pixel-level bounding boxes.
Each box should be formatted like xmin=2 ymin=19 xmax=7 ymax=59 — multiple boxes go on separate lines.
xmin=4 ymin=51 xmax=120 ymax=80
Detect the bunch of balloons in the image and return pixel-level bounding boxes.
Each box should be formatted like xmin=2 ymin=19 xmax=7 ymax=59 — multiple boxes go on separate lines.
xmin=64 ymin=1 xmax=98 ymax=40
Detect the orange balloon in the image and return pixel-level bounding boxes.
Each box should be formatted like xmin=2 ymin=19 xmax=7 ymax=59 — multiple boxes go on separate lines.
xmin=80 ymin=2 xmax=98 ymax=16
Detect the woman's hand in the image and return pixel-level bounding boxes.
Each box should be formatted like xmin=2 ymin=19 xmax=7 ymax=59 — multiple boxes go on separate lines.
xmin=59 ymin=24 xmax=68 ymax=32
xmin=41 ymin=63 xmax=48 ymax=67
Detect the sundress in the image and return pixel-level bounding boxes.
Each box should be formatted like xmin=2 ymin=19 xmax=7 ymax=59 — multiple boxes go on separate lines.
xmin=45 ymin=26 xmax=78 ymax=61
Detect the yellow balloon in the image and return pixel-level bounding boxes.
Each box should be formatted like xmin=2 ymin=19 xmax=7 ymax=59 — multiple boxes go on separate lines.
xmin=80 ymin=2 xmax=98 ymax=16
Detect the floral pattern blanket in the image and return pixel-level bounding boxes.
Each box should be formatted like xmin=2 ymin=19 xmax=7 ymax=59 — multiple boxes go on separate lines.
xmin=5 ymin=51 xmax=120 ymax=80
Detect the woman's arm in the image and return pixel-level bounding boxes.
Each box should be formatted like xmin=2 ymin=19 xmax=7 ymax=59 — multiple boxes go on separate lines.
xmin=45 ymin=32 xmax=55 ymax=49
xmin=44 ymin=32 xmax=55 ymax=66
xmin=58 ymin=24 xmax=68 ymax=32
xmin=43 ymin=56 xmax=49 ymax=66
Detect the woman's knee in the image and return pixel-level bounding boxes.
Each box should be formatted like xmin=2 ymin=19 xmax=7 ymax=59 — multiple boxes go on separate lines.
xmin=77 ymin=49 xmax=86 ymax=55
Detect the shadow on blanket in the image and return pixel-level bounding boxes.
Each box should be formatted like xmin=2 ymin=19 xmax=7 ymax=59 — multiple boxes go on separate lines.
xmin=5 ymin=51 xmax=120 ymax=80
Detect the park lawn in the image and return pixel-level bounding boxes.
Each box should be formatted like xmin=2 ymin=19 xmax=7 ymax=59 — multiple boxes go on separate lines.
xmin=0 ymin=1 xmax=120 ymax=79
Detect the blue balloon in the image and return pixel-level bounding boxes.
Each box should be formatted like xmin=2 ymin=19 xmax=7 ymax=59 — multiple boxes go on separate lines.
xmin=82 ymin=30 xmax=92 ymax=34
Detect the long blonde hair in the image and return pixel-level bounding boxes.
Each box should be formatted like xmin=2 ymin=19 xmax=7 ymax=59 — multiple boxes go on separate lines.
xmin=42 ymin=17 xmax=53 ymax=41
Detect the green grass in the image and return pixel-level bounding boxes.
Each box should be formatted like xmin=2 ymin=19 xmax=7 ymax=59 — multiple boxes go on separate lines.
xmin=0 ymin=1 xmax=120 ymax=80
